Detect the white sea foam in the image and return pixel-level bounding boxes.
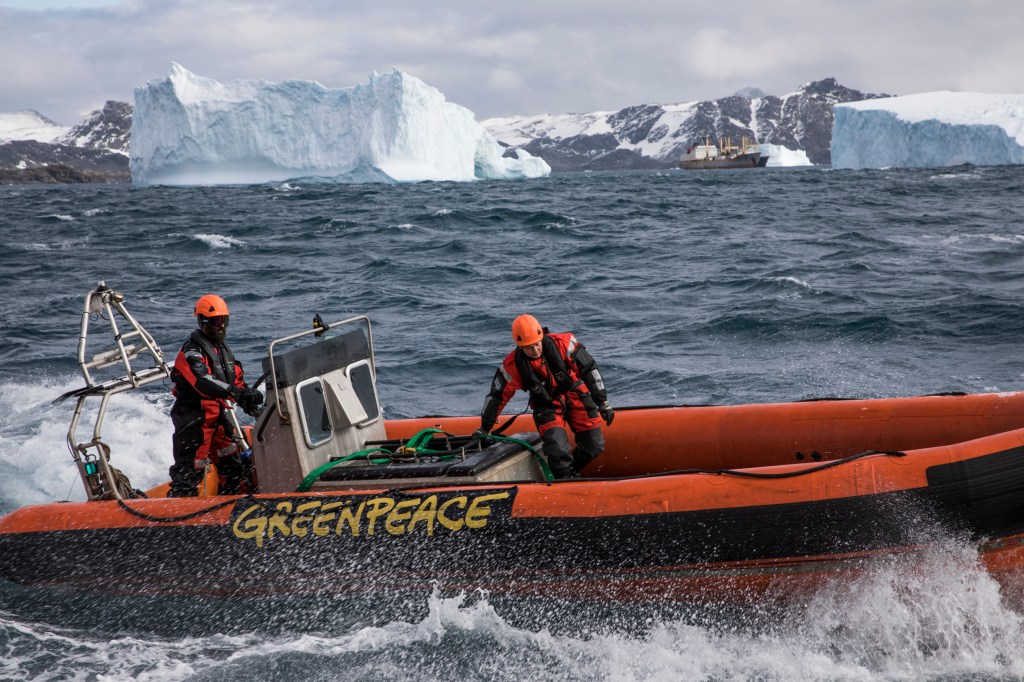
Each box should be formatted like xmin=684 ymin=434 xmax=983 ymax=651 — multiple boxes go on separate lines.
xmin=83 ymin=208 xmax=107 ymax=217
xmin=930 ymin=172 xmax=980 ymax=182
xmin=765 ymin=275 xmax=820 ymax=301
xmin=0 ymin=377 xmax=173 ymax=510
xmin=767 ymin=275 xmax=813 ymax=290
xmin=979 ymin=233 xmax=1024 ymax=244
xmin=0 ymin=614 xmax=245 ymax=681
xmin=193 ymin=233 xmax=246 ymax=249
xmin=45 ymin=214 xmax=74 ymax=221
xmin=2 ymin=550 xmax=1021 ymax=681
xmin=898 ymin=232 xmax=1024 ymax=252
xmin=793 ymin=542 xmax=1024 ymax=677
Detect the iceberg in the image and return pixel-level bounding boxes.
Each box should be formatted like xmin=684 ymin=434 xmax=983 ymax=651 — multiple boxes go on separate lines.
xmin=760 ymin=144 xmax=812 ymax=167
xmin=130 ymin=64 xmax=550 ymax=186
xmin=832 ymin=92 xmax=1024 ymax=170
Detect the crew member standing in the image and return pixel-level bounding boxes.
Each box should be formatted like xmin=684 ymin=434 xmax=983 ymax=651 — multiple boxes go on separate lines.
xmin=478 ymin=314 xmax=614 ymax=479
xmin=168 ymin=294 xmax=263 ymax=497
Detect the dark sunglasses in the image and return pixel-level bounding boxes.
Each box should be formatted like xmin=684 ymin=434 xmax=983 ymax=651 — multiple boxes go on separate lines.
xmin=203 ymin=315 xmax=228 ymax=328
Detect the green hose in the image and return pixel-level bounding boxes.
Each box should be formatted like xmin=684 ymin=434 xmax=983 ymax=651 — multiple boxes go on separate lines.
xmin=479 ymin=434 xmax=554 ymax=482
xmin=295 ymin=447 xmax=393 ymax=492
xmin=294 ymin=427 xmax=553 ymax=492
xmin=296 ymin=427 xmax=454 ymax=492
xmin=401 ymin=428 xmax=457 ymax=452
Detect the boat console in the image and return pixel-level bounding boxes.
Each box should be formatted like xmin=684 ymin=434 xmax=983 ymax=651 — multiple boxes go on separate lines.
xmin=250 ymin=315 xmax=546 ymax=492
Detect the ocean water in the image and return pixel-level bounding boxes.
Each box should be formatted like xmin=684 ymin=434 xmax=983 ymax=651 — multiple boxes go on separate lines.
xmin=2 ymin=166 xmax=1024 ymax=680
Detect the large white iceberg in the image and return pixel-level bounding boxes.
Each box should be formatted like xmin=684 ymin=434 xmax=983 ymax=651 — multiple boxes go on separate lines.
xmin=130 ymin=64 xmax=550 ymax=186
xmin=760 ymin=143 xmax=812 ymax=167
xmin=832 ymin=92 xmax=1024 ymax=170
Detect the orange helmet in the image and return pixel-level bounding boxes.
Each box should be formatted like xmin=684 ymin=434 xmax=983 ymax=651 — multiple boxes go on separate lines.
xmin=194 ymin=294 xmax=230 ymax=340
xmin=194 ymin=294 xmax=229 ymax=317
xmin=512 ymin=314 xmax=543 ymax=347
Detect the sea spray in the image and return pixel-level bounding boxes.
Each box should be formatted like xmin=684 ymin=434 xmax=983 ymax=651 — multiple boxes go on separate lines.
xmin=4 ymin=550 xmax=1021 ymax=682
xmin=789 ymin=541 xmax=1024 ymax=678
xmin=0 ymin=378 xmax=174 ymax=512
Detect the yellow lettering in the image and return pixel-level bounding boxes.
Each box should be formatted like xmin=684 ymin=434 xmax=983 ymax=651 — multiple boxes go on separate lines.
xmin=232 ymin=491 xmax=512 ymax=547
xmin=314 ymin=501 xmax=344 ymax=537
xmin=291 ymin=501 xmax=321 ymax=537
xmin=335 ymin=501 xmax=366 ymax=537
xmin=437 ymin=496 xmax=467 ymax=531
xmin=364 ymin=497 xmax=395 ymax=535
xmin=268 ymin=501 xmax=293 ymax=540
xmin=232 ymin=504 xmax=268 ymax=548
xmin=465 ymin=492 xmax=510 ymax=529
xmin=408 ymin=495 xmax=438 ymax=536
xmin=385 ymin=498 xmax=420 ymax=535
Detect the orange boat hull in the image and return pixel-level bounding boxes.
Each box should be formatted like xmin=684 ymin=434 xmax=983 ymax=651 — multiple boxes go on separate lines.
xmin=2 ymin=393 xmax=1024 ymax=605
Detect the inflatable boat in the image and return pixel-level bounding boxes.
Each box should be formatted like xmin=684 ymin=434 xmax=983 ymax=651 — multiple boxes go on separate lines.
xmin=2 ymin=283 xmax=1024 ymax=606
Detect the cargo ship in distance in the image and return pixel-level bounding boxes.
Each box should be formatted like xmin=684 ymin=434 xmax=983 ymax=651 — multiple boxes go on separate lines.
xmin=680 ymin=136 xmax=768 ymax=169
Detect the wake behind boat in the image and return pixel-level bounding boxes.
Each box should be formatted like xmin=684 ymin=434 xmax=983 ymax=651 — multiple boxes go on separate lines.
xmin=2 ymin=284 xmax=1024 ymax=607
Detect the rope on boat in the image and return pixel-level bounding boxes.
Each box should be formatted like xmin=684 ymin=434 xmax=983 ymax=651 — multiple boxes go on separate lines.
xmin=116 ymin=496 xmax=241 ymax=523
xmin=113 ymin=447 xmax=902 ymax=522
xmin=627 ymin=449 xmax=907 ymax=481
xmin=723 ymin=448 xmax=907 ymax=477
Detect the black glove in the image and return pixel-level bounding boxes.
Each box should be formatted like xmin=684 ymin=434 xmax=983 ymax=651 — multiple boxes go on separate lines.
xmin=473 ymin=427 xmax=491 ymax=438
xmin=236 ymin=387 xmax=264 ymax=417
xmin=598 ymin=401 xmax=615 ymax=426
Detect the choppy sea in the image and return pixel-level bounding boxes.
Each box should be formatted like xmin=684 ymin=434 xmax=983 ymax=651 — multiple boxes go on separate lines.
xmin=2 ymin=166 xmax=1024 ymax=680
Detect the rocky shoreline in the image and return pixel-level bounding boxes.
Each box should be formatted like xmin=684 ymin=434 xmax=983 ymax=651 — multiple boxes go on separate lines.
xmin=0 ymin=164 xmax=129 ymax=184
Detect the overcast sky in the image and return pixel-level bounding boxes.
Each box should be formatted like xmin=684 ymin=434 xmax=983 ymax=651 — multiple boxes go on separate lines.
xmin=1 ymin=0 xmax=1022 ymax=125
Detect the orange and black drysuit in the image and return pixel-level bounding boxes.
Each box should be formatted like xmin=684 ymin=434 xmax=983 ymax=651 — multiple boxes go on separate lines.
xmin=481 ymin=332 xmax=608 ymax=478
xmin=168 ymin=330 xmax=250 ymax=496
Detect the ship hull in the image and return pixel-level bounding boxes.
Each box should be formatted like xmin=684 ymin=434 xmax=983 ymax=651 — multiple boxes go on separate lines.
xmin=680 ymin=152 xmax=769 ymax=170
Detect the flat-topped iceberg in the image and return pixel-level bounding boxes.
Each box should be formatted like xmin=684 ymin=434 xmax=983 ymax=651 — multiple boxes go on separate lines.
xmin=130 ymin=64 xmax=550 ymax=186
xmin=832 ymin=92 xmax=1024 ymax=170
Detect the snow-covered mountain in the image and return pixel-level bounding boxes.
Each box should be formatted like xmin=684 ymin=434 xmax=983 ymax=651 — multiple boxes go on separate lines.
xmin=0 ymin=101 xmax=130 ymax=182
xmin=130 ymin=64 xmax=549 ymax=186
xmin=832 ymin=92 xmax=1024 ymax=169
xmin=483 ymin=78 xmax=891 ymax=170
xmin=58 ymin=101 xmax=132 ymax=152
xmin=0 ymin=110 xmax=69 ymax=144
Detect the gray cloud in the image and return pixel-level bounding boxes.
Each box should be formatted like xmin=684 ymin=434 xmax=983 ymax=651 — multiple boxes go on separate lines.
xmin=2 ymin=0 xmax=1022 ymax=124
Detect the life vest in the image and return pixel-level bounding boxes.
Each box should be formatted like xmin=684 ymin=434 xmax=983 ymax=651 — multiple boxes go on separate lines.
xmin=188 ymin=330 xmax=236 ymax=385
xmin=171 ymin=329 xmax=238 ymax=400
xmin=514 ymin=335 xmax=583 ymax=405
